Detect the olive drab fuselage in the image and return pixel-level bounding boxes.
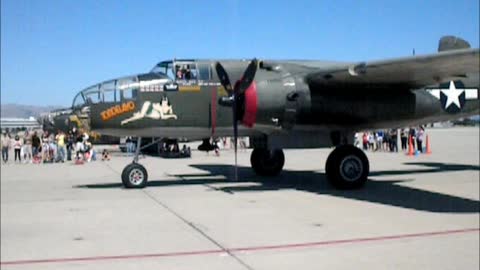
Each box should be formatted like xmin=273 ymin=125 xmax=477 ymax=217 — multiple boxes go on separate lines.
xmin=70 ymin=57 xmax=479 ymax=148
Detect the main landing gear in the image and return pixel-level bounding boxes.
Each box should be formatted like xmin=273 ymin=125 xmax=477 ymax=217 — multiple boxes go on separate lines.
xmin=250 ymin=148 xmax=285 ymax=176
xmin=121 ymin=138 xmax=368 ymax=189
xmin=325 ymin=145 xmax=369 ymax=189
xmin=249 ymin=145 xmax=369 ymax=189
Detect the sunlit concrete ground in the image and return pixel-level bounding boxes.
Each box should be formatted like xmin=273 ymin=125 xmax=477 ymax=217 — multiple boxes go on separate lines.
xmin=1 ymin=127 xmax=479 ymax=270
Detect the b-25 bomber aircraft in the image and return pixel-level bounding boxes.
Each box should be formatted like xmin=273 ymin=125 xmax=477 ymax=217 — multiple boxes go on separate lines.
xmin=70 ymin=36 xmax=479 ymax=189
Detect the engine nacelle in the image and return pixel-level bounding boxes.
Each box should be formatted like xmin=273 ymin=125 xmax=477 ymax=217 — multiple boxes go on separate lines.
xmin=252 ymin=71 xmax=311 ymax=131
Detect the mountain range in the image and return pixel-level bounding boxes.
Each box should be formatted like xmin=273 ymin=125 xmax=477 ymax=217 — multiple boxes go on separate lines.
xmin=1 ymin=104 xmax=61 ymax=119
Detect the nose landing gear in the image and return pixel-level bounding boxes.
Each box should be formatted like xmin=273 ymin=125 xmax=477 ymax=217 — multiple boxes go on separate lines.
xmin=122 ymin=162 xmax=148 ymax=188
xmin=121 ymin=137 xmax=163 ymax=188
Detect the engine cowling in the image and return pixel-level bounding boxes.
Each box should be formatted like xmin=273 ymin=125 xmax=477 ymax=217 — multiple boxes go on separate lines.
xmin=251 ymin=72 xmax=311 ymax=130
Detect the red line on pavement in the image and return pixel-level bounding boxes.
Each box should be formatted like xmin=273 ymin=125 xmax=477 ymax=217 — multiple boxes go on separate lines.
xmin=2 ymin=228 xmax=478 ymax=266
xmin=229 ymin=227 xmax=480 ymax=253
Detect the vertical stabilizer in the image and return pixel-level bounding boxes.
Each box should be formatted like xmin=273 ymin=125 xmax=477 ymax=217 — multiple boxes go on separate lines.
xmin=438 ymin=36 xmax=471 ymax=52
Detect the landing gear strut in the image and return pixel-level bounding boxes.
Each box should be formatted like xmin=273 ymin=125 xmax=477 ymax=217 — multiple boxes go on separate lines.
xmin=325 ymin=145 xmax=369 ymax=189
xmin=250 ymin=148 xmax=285 ymax=176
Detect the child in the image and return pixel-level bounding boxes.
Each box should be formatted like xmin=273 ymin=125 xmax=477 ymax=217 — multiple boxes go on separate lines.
xmin=13 ymin=135 xmax=22 ymax=163
xmin=101 ymin=149 xmax=111 ymax=161
xmin=42 ymin=140 xmax=52 ymax=163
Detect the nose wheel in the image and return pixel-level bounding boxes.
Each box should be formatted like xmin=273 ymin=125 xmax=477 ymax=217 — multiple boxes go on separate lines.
xmin=122 ymin=163 xmax=148 ymax=188
xmin=120 ymin=137 xmax=151 ymax=188
xmin=325 ymin=145 xmax=369 ymax=189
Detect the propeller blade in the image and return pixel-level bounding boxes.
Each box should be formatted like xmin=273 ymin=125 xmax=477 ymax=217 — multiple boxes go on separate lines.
xmin=235 ymin=59 xmax=258 ymax=94
xmin=216 ymin=59 xmax=257 ymax=182
xmin=215 ymin=62 xmax=233 ymax=95
xmin=233 ymin=95 xmax=238 ymax=182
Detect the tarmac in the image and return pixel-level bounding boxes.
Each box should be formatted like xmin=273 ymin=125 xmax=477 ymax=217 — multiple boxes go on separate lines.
xmin=1 ymin=127 xmax=479 ymax=270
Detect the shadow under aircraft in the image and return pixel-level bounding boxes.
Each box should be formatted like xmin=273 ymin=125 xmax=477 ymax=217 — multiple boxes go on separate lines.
xmin=76 ymin=161 xmax=480 ymax=214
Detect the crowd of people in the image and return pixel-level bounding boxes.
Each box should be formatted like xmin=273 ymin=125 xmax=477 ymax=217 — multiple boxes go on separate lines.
xmin=355 ymin=126 xmax=426 ymax=153
xmin=1 ymin=128 xmax=111 ymax=164
xmin=1 ymin=126 xmax=429 ymax=164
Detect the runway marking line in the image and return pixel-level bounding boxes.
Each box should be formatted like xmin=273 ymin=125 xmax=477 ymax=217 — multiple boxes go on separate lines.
xmin=1 ymin=228 xmax=478 ymax=266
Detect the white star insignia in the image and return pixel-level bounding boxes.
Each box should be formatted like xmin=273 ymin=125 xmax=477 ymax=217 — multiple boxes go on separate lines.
xmin=427 ymin=81 xmax=479 ymax=111
xmin=441 ymin=81 xmax=464 ymax=109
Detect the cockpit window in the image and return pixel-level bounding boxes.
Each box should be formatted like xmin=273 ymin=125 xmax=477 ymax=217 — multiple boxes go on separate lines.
xmin=83 ymin=85 xmax=101 ymax=104
xmin=72 ymin=75 xmax=139 ymax=108
xmin=73 ymin=92 xmax=85 ymax=108
xmin=102 ymin=80 xmax=117 ymax=103
xmin=151 ymin=61 xmax=175 ymax=79
xmin=152 ymin=60 xmax=198 ymax=81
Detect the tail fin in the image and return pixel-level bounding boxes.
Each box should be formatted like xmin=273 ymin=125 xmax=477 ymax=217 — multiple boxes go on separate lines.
xmin=438 ymin=36 xmax=471 ymax=52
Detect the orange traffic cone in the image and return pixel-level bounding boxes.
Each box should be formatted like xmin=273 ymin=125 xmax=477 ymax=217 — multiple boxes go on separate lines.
xmin=407 ymin=135 xmax=414 ymax=156
xmin=425 ymin=135 xmax=432 ymax=154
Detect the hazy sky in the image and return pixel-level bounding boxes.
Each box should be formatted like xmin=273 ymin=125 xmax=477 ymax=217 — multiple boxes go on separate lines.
xmin=1 ymin=0 xmax=479 ymax=106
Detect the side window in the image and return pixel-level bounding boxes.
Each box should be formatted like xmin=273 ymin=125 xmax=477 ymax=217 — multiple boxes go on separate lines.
xmin=122 ymin=88 xmax=138 ymax=100
xmin=198 ymin=63 xmax=210 ymax=80
xmin=103 ymin=90 xmax=116 ymax=102
xmin=189 ymin=65 xmax=198 ymax=80
xmin=102 ymin=81 xmax=117 ymax=103
xmin=118 ymin=77 xmax=138 ymax=101
xmin=166 ymin=62 xmax=175 ymax=79
xmin=175 ymin=62 xmax=198 ymax=80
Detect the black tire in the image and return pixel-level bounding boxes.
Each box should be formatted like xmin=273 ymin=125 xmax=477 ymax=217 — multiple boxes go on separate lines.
xmin=250 ymin=148 xmax=285 ymax=176
xmin=121 ymin=163 xmax=148 ymax=188
xmin=325 ymin=145 xmax=369 ymax=189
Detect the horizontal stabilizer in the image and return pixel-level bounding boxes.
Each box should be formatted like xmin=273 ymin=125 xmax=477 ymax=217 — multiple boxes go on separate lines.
xmin=438 ymin=36 xmax=471 ymax=52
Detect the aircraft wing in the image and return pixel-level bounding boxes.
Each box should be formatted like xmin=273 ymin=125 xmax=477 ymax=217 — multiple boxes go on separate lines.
xmin=306 ymin=48 xmax=480 ymax=88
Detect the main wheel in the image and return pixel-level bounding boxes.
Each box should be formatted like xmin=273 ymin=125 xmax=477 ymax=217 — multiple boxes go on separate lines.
xmin=250 ymin=148 xmax=285 ymax=176
xmin=121 ymin=163 xmax=148 ymax=188
xmin=325 ymin=145 xmax=369 ymax=189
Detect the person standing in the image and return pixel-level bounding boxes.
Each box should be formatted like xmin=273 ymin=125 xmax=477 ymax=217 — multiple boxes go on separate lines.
xmin=23 ymin=131 xmax=33 ymax=163
xmin=390 ymin=129 xmax=398 ymax=152
xmin=362 ymin=132 xmax=368 ymax=150
xmin=126 ymin=136 xmax=132 ymax=154
xmin=400 ymin=128 xmax=408 ymax=151
xmin=49 ymin=132 xmax=57 ymax=162
xmin=56 ymin=131 xmax=66 ymax=162
xmin=75 ymin=132 xmax=85 ymax=160
xmin=416 ymin=126 xmax=425 ymax=153
xmin=376 ymin=131 xmax=383 ymax=152
xmin=31 ymin=131 xmax=41 ymax=161
xmin=66 ymin=130 xmax=74 ymax=161
xmin=13 ymin=135 xmax=22 ymax=163
xmin=368 ymin=132 xmax=375 ymax=151
xmin=383 ymin=130 xmax=391 ymax=152
xmin=1 ymin=133 xmax=11 ymax=163
xmin=409 ymin=127 xmax=417 ymax=151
